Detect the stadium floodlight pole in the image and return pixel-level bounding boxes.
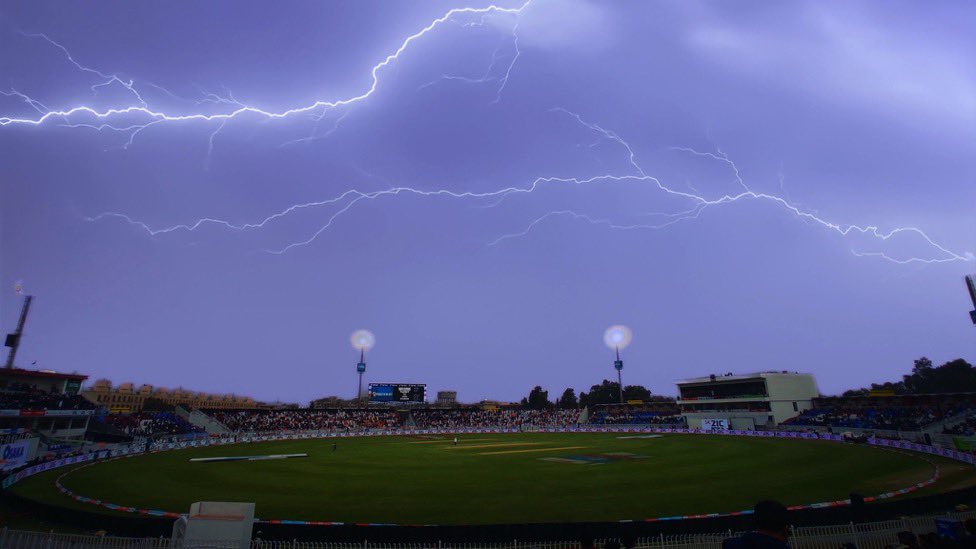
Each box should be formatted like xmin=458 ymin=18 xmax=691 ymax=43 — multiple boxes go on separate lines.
xmin=4 ymin=294 xmax=33 ymax=370
xmin=614 ymin=346 xmax=624 ymax=404
xmin=350 ymin=329 xmax=375 ymax=407
xmin=604 ymin=325 xmax=632 ymax=405
xmin=965 ymin=274 xmax=976 ymax=326
xmin=357 ymin=347 xmax=367 ymax=405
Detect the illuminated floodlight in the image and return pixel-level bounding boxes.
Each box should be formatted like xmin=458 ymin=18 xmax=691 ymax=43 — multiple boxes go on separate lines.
xmin=603 ymin=325 xmax=632 ymax=351
xmin=350 ymin=329 xmax=376 ymax=352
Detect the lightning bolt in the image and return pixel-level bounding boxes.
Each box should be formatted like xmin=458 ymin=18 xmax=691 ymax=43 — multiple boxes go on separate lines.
xmin=5 ymin=3 xmax=971 ymax=265
xmin=20 ymin=32 xmax=153 ymax=107
xmin=492 ymin=109 xmax=973 ymax=265
xmin=1 ymin=2 xmax=529 ymax=138
xmin=85 ymin=126 xmax=974 ymax=263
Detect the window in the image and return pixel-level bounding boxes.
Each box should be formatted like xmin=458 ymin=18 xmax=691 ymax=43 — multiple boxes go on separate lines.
xmin=793 ymin=401 xmax=798 ymax=412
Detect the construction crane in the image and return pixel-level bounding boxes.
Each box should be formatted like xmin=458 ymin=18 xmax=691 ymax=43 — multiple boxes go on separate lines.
xmin=4 ymin=294 xmax=33 ymax=369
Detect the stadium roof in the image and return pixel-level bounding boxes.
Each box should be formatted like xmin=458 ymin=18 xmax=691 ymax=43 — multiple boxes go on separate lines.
xmin=676 ymin=371 xmax=814 ymax=385
xmin=0 ymin=367 xmax=87 ymax=381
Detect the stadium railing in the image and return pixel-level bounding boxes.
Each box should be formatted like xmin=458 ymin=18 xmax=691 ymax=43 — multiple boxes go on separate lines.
xmin=3 ymin=511 xmax=976 ymax=549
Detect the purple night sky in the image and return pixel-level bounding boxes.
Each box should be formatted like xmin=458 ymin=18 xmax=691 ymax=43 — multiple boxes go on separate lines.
xmin=1 ymin=1 xmax=973 ymax=404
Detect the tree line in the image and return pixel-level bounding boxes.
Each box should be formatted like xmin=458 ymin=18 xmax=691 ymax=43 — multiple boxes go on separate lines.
xmin=522 ymin=356 xmax=976 ymax=408
xmin=842 ymin=357 xmax=976 ymax=396
xmin=520 ymin=379 xmax=672 ymax=409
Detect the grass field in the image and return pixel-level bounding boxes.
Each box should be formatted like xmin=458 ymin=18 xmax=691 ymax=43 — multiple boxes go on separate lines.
xmin=10 ymin=433 xmax=952 ymax=525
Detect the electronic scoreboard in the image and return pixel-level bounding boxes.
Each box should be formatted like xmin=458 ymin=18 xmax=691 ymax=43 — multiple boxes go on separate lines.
xmin=368 ymin=383 xmax=426 ymax=403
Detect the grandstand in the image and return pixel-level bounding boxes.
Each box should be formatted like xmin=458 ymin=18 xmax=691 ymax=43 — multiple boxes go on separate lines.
xmin=783 ymin=393 xmax=976 ymax=442
xmin=676 ymin=371 xmax=819 ymax=429
xmin=588 ymin=401 xmax=682 ymax=425
xmin=96 ymin=411 xmax=203 ymax=438
xmin=0 ymin=368 xmax=96 ymax=460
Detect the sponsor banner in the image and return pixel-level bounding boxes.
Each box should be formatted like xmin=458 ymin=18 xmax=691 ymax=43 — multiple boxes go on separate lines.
xmin=0 ymin=439 xmax=31 ymax=471
xmin=44 ymin=410 xmax=95 ymax=417
xmin=0 ymin=408 xmax=93 ymax=417
xmin=702 ymin=418 xmax=729 ymax=432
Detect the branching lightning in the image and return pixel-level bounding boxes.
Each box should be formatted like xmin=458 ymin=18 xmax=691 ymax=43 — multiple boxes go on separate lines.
xmin=4 ymin=2 xmax=971 ymax=266
xmin=0 ymin=3 xmax=529 ymax=136
xmin=493 ymin=109 xmax=972 ymax=264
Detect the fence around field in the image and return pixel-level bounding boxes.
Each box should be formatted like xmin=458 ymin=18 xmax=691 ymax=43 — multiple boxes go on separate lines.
xmin=3 ymin=511 xmax=976 ymax=549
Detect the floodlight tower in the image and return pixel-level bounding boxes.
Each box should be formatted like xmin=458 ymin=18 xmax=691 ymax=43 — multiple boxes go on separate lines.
xmin=614 ymin=346 xmax=624 ymax=404
xmin=603 ymin=325 xmax=633 ymax=404
xmin=966 ymin=274 xmax=976 ymax=326
xmin=4 ymin=289 xmax=33 ymax=370
xmin=350 ymin=329 xmax=375 ymax=406
xmin=356 ymin=347 xmax=366 ymax=403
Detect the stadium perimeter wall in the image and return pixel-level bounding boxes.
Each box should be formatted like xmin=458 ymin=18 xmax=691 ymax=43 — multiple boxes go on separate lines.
xmin=3 ymin=426 xmax=976 ymax=542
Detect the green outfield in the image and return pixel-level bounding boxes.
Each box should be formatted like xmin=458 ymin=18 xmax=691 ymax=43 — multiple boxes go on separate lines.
xmin=9 ymin=433 xmax=961 ymax=525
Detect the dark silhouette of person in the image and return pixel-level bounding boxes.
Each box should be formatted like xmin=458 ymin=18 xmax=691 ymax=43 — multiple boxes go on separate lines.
xmin=723 ymin=501 xmax=790 ymax=549
xmin=962 ymin=519 xmax=976 ymax=548
xmin=898 ymin=531 xmax=920 ymax=549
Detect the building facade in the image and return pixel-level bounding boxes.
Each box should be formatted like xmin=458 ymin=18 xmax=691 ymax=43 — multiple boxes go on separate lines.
xmin=81 ymin=379 xmax=258 ymax=413
xmin=676 ymin=372 xmax=819 ymax=429
xmin=0 ymin=368 xmax=92 ymax=440
xmin=0 ymin=368 xmax=87 ymax=395
xmin=435 ymin=391 xmax=458 ymax=407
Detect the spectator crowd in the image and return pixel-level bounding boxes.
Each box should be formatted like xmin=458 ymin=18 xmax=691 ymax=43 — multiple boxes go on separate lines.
xmin=97 ymin=412 xmax=202 ymax=437
xmin=785 ymin=405 xmax=955 ymax=431
xmin=200 ymin=408 xmax=583 ymax=433
xmin=589 ymin=409 xmax=683 ymax=425
xmin=944 ymin=413 xmax=976 ymax=436
xmin=410 ymin=408 xmax=581 ymax=429
xmin=209 ymin=409 xmax=400 ymax=432
xmin=0 ymin=390 xmax=95 ymax=412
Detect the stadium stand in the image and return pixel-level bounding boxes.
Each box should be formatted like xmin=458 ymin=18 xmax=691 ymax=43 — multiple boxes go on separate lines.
xmin=785 ymin=406 xmax=946 ymax=430
xmin=944 ymin=413 xmax=976 ymax=435
xmin=410 ymin=408 xmax=580 ymax=428
xmin=589 ymin=403 xmax=683 ymax=425
xmin=0 ymin=390 xmax=95 ymax=412
xmin=208 ymin=409 xmax=401 ymax=432
xmin=782 ymin=394 xmax=976 ymax=431
xmin=201 ymin=408 xmax=583 ymax=433
xmin=95 ymin=412 xmax=203 ymax=437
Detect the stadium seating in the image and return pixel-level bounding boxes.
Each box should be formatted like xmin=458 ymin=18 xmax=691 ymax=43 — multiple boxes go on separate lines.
xmin=410 ymin=408 xmax=580 ymax=428
xmin=588 ymin=409 xmax=683 ymax=425
xmin=202 ymin=408 xmax=582 ymax=433
xmin=95 ymin=411 xmax=203 ymax=437
xmin=0 ymin=390 xmax=95 ymax=412
xmin=944 ymin=413 xmax=976 ymax=435
xmin=208 ymin=409 xmax=400 ymax=432
xmin=785 ymin=406 xmax=949 ymax=431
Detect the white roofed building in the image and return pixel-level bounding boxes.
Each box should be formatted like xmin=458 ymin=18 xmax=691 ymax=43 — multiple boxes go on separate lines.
xmin=676 ymin=371 xmax=819 ymax=430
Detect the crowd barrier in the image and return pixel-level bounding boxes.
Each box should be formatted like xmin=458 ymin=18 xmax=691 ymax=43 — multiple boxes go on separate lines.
xmin=4 ymin=426 xmax=974 ymax=527
xmin=3 ymin=510 xmax=976 ymax=549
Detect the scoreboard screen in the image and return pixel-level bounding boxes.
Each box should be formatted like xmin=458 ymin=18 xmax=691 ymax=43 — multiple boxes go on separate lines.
xmin=368 ymin=383 xmax=426 ymax=403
